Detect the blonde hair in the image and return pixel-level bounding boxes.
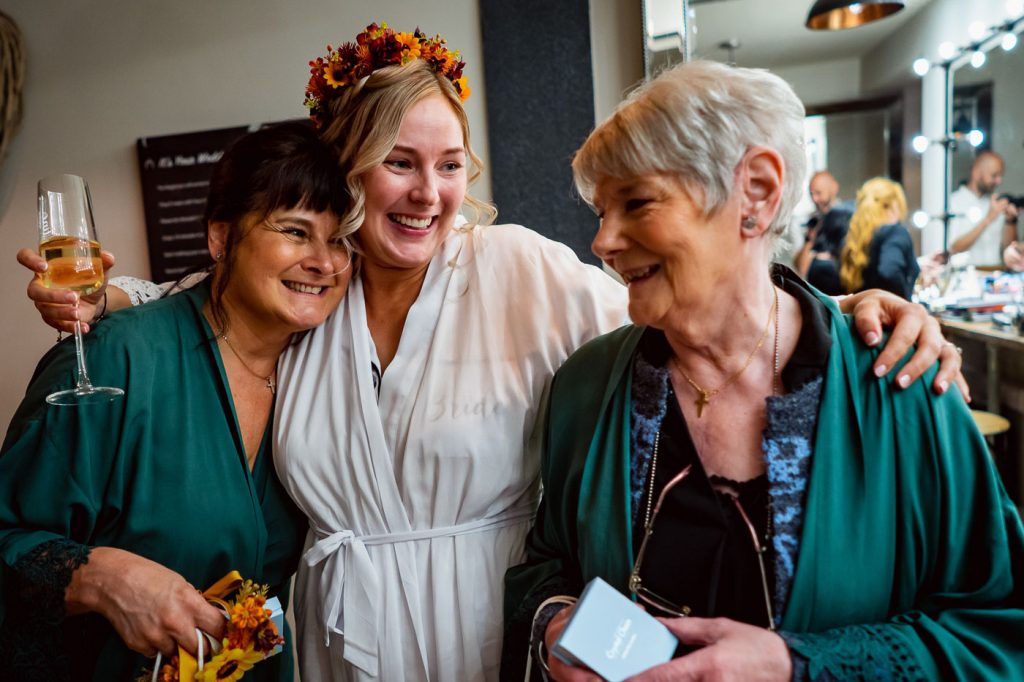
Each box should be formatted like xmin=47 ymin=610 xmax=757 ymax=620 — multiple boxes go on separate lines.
xmin=573 ymin=60 xmax=806 ymax=250
xmin=318 ymin=59 xmax=496 ymax=240
xmin=840 ymin=177 xmax=908 ymax=292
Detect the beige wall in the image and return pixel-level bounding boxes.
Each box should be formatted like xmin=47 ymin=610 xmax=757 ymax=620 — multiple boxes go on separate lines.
xmin=773 ymin=58 xmax=862 ymax=107
xmin=0 ymin=0 xmax=489 ymax=427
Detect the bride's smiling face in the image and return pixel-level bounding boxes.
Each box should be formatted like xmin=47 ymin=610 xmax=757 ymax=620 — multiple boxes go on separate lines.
xmin=358 ymin=96 xmax=468 ymax=274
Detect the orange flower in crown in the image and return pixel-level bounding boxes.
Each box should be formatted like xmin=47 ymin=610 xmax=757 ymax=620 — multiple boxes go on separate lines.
xmin=304 ymin=22 xmax=470 ymax=127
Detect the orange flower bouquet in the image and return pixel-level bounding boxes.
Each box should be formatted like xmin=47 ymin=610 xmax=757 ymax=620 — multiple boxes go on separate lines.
xmin=138 ymin=578 xmax=284 ymax=682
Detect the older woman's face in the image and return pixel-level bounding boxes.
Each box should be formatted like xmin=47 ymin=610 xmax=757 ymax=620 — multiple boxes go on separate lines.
xmin=223 ymin=207 xmax=351 ymax=334
xmin=591 ymin=173 xmax=740 ymax=328
xmin=358 ymin=96 xmax=468 ymax=274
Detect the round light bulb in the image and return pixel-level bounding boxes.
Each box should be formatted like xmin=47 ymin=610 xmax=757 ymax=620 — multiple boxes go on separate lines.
xmin=938 ymin=42 xmax=957 ymax=60
xmin=968 ymin=206 xmax=984 ymax=223
xmin=969 ymin=21 xmax=987 ymax=40
xmin=912 ymin=135 xmax=930 ymax=154
xmin=967 ymin=129 xmax=985 ymax=147
xmin=971 ymin=50 xmax=987 ymax=68
xmin=912 ymin=211 xmax=930 ymax=228
xmin=913 ymin=57 xmax=931 ymax=76
xmin=1003 ymin=32 xmax=1019 ymax=51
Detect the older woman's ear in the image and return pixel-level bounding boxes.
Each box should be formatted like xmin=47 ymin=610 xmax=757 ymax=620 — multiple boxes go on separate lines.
xmin=207 ymin=220 xmax=230 ymax=262
xmin=738 ymin=146 xmax=785 ymax=236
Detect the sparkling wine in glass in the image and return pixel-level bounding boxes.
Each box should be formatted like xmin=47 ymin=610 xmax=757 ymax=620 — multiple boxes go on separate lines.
xmin=38 ymin=174 xmax=124 ymax=405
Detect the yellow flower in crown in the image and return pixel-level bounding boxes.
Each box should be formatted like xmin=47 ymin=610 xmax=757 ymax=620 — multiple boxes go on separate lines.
xmin=323 ymin=56 xmax=348 ymax=89
xmin=395 ymin=31 xmax=422 ymax=62
xmin=194 ymin=646 xmax=264 ymax=682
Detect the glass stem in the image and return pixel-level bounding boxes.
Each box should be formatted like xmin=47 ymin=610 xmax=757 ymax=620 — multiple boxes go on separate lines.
xmin=72 ymin=308 xmax=94 ymax=392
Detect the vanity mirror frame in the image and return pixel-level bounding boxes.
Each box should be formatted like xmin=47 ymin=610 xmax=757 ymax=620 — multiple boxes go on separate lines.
xmin=921 ymin=12 xmax=1024 ymax=254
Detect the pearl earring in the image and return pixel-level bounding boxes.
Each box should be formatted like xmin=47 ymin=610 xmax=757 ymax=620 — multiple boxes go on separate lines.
xmin=742 ymin=216 xmax=757 ymax=230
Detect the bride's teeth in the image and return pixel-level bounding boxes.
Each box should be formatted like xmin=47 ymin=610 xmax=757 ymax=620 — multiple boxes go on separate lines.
xmin=285 ymin=282 xmax=323 ymax=295
xmin=392 ymin=214 xmax=432 ymax=229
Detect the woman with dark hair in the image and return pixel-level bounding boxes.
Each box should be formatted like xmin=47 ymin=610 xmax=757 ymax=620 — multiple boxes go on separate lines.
xmin=0 ymin=122 xmax=353 ymax=681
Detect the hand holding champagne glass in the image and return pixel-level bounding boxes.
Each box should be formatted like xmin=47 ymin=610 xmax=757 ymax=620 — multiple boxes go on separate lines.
xmin=37 ymin=174 xmax=123 ymax=405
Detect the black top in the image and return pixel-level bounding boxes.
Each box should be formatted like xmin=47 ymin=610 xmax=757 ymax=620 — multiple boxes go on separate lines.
xmin=806 ymin=207 xmax=852 ymax=296
xmin=861 ymin=223 xmax=920 ymax=300
xmin=631 ymin=273 xmax=830 ymax=628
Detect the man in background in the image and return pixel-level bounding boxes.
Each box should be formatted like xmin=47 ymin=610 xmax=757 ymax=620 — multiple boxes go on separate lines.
xmin=807 ymin=170 xmax=841 ymax=233
xmin=795 ymin=170 xmax=852 ymax=293
xmin=949 ymin=151 xmax=1019 ymax=266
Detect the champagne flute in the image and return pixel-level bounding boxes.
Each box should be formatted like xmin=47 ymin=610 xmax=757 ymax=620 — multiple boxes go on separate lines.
xmin=38 ymin=174 xmax=124 ymax=405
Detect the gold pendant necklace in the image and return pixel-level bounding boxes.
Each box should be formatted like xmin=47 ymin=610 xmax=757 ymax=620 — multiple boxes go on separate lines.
xmin=219 ymin=332 xmax=276 ymax=394
xmin=674 ymin=285 xmax=779 ymax=418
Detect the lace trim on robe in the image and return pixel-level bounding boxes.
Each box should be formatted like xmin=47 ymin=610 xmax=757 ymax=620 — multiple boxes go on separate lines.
xmin=783 ymin=625 xmax=927 ymax=681
xmin=0 ymin=538 xmax=91 ymax=682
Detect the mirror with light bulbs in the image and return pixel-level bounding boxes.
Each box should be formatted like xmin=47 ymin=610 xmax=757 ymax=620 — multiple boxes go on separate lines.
xmin=947 ymin=30 xmax=1024 ymax=208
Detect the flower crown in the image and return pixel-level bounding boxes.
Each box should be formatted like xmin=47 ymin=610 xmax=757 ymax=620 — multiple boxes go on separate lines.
xmin=304 ymin=22 xmax=470 ymax=127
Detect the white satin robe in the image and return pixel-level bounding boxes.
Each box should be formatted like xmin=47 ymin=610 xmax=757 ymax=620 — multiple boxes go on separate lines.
xmin=273 ymin=224 xmax=627 ymax=681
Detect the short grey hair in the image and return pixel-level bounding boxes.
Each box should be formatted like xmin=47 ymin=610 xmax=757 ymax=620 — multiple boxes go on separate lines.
xmin=573 ymin=60 xmax=806 ymax=245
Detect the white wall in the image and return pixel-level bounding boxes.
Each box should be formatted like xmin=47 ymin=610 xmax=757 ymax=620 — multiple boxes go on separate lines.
xmin=0 ymin=0 xmax=487 ymax=427
xmin=773 ymin=58 xmax=862 ymax=107
xmin=590 ymin=0 xmax=644 ymax=122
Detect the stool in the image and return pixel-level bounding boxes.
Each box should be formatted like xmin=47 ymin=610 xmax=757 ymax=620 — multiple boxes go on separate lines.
xmin=971 ymin=410 xmax=1011 ymax=473
xmin=971 ymin=410 xmax=1010 ymax=438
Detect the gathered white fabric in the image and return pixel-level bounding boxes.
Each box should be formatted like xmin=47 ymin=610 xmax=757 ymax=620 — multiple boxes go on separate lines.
xmin=274 ymin=224 xmax=627 ymax=681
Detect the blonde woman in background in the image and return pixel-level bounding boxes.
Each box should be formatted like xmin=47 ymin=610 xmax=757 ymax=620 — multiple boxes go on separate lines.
xmin=840 ymin=177 xmax=919 ymax=300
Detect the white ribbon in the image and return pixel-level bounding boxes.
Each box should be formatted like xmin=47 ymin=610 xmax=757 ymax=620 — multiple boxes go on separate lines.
xmin=303 ymin=505 xmax=536 ymax=676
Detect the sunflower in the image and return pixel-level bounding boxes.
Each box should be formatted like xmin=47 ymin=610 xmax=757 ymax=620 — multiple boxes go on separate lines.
xmin=194 ymin=646 xmax=264 ymax=682
xmin=394 ymin=32 xmax=422 ymax=62
xmin=323 ymin=59 xmax=348 ymax=88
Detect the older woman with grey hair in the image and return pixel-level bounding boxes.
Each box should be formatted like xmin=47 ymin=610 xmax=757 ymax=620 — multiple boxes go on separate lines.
xmin=503 ymin=61 xmax=1024 ymax=681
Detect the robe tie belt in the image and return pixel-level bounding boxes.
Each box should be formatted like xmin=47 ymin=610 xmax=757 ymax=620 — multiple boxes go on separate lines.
xmin=303 ymin=505 xmax=536 ymax=676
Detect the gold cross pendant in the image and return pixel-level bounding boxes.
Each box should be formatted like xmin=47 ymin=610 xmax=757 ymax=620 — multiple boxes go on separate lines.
xmin=694 ymin=390 xmax=711 ymax=418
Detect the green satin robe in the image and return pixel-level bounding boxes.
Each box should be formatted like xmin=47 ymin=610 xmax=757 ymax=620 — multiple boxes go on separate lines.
xmin=0 ymin=282 xmax=305 ymax=681
xmin=505 ymin=293 xmax=1024 ymax=680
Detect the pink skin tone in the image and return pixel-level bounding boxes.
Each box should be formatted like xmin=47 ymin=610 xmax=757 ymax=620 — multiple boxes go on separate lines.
xmin=357 ymin=95 xmax=468 ymax=281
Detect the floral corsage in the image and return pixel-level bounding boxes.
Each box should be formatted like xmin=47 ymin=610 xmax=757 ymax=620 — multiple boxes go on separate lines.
xmin=137 ymin=579 xmax=284 ymax=682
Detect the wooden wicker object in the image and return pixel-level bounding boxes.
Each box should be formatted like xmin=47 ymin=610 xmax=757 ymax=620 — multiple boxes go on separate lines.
xmin=0 ymin=11 xmax=25 ymax=165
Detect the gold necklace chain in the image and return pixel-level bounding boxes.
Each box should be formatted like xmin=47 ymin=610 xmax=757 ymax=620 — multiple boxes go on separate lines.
xmin=674 ymin=285 xmax=779 ymax=418
xmin=219 ymin=332 xmax=276 ymax=394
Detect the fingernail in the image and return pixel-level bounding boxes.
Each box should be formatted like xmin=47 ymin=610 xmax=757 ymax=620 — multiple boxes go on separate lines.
xmin=865 ymin=331 xmax=879 ymax=346
xmin=898 ymin=374 xmax=911 ymax=389
xmin=874 ymin=364 xmax=887 ymax=377
xmin=938 ymin=380 xmax=948 ymax=394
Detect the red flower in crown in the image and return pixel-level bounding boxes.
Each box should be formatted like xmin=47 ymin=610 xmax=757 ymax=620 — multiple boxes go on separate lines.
xmin=304 ymin=22 xmax=471 ymax=127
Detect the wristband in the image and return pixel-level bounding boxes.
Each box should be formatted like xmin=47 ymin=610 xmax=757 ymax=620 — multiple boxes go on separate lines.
xmin=92 ymin=291 xmax=108 ymax=324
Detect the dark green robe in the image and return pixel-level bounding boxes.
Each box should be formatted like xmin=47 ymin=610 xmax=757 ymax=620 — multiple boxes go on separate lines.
xmin=505 ymin=293 xmax=1024 ymax=680
xmin=0 ymin=282 xmax=306 ymax=681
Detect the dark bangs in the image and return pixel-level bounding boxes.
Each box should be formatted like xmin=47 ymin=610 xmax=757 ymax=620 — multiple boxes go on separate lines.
xmin=204 ymin=121 xmax=348 ymax=225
